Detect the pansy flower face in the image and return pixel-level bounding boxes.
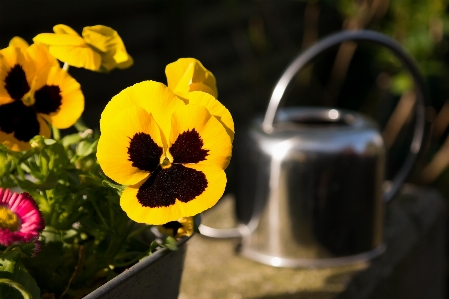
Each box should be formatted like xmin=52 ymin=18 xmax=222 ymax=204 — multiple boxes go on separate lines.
xmin=0 ymin=44 xmax=84 ymax=151
xmin=0 ymin=44 xmax=83 ymax=151
xmin=33 ymin=24 xmax=133 ymax=72
xmin=97 ymin=81 xmax=233 ymax=225
xmin=166 ymin=58 xmax=218 ymax=99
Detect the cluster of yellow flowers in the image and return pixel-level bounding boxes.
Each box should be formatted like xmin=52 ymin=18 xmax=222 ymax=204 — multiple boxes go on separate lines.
xmin=0 ymin=24 xmax=133 ymax=151
xmin=0 ymin=24 xmax=233 ymax=226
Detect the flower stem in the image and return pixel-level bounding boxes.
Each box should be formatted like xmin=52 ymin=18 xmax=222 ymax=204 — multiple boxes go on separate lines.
xmin=51 ymin=125 xmax=60 ymax=140
xmin=2 ymin=245 xmax=15 ymax=253
xmin=63 ymin=62 xmax=70 ymax=72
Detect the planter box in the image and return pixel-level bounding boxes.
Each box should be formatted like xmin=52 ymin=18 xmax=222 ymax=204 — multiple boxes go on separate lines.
xmin=83 ymin=237 xmax=189 ymax=299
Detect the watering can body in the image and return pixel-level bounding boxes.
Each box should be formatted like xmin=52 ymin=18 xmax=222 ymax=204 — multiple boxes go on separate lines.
xmin=200 ymin=30 xmax=429 ymax=268
xmin=235 ymin=108 xmax=386 ymax=267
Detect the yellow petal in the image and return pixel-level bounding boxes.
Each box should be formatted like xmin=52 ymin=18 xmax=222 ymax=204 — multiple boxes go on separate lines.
xmin=0 ymin=47 xmax=35 ymax=102
xmin=100 ymin=81 xmax=185 ymax=141
xmin=48 ymin=45 xmax=101 ymax=71
xmin=33 ymin=33 xmax=86 ymax=47
xmin=53 ymin=24 xmax=80 ymax=36
xmin=120 ymin=163 xmax=226 ymax=225
xmin=97 ymin=105 xmax=164 ymax=186
xmin=184 ymin=91 xmax=234 ymax=141
xmin=82 ymin=25 xmax=133 ymax=72
xmin=26 ymin=43 xmax=59 ymax=71
xmin=166 ymin=58 xmax=218 ymax=98
xmin=82 ymin=25 xmax=111 ymax=53
xmin=9 ymin=37 xmax=29 ymax=49
xmin=176 ymin=216 xmax=194 ymax=237
xmin=35 ymin=66 xmax=84 ymax=129
xmin=169 ymin=104 xmax=232 ymax=169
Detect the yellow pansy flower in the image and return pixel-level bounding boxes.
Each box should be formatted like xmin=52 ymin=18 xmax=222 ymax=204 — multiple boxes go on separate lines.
xmin=33 ymin=24 xmax=133 ymax=72
xmin=166 ymin=58 xmax=218 ymax=99
xmin=158 ymin=217 xmax=194 ymax=238
xmin=0 ymin=44 xmax=84 ymax=151
xmin=97 ymin=80 xmax=233 ymax=225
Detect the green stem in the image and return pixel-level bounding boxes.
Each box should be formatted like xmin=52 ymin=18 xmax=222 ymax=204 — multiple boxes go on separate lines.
xmin=2 ymin=245 xmax=15 ymax=253
xmin=13 ymin=159 xmax=25 ymax=181
xmin=51 ymin=125 xmax=61 ymax=140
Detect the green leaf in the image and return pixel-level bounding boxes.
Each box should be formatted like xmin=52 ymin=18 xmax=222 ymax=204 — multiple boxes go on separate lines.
xmin=102 ymin=180 xmax=126 ymax=194
xmin=0 ymin=151 xmax=8 ymax=177
xmin=163 ymin=236 xmax=178 ymax=251
xmin=76 ymin=140 xmax=98 ymax=157
xmin=61 ymin=133 xmax=82 ymax=148
xmin=43 ymin=139 xmax=56 ymax=146
xmin=0 ymin=279 xmax=32 ymax=299
xmin=149 ymin=240 xmax=162 ymax=254
xmin=0 ymin=252 xmax=40 ymax=299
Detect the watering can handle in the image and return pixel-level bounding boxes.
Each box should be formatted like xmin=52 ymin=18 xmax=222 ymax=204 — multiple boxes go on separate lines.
xmin=199 ymin=30 xmax=430 ymax=239
xmin=263 ymin=30 xmax=430 ymax=203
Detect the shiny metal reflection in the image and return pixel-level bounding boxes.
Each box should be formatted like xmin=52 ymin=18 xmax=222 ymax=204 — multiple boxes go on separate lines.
xmin=236 ymin=107 xmax=386 ymax=267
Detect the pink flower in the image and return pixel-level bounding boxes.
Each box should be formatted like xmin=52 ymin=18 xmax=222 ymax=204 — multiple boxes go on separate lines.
xmin=0 ymin=188 xmax=45 ymax=246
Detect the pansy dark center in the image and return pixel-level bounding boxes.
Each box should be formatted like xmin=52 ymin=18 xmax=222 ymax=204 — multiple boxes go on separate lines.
xmin=0 ymin=64 xmax=63 ymax=142
xmin=128 ymin=132 xmax=163 ymax=172
xmin=4 ymin=64 xmax=30 ymax=101
xmin=128 ymin=129 xmax=209 ymax=208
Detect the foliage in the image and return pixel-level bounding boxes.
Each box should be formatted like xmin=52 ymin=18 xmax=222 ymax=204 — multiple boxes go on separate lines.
xmin=0 ymin=132 xmax=173 ymax=298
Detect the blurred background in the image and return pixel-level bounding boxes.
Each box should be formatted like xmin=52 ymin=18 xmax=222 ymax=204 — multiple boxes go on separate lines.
xmin=3 ymin=1 xmax=449 ymax=297
xmin=0 ymin=0 xmax=449 ymax=196
xmin=1 ymin=0 xmax=449 ymax=201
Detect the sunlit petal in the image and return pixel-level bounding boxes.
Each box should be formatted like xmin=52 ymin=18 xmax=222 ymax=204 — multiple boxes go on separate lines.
xmin=0 ymin=46 xmax=35 ymax=102
xmin=26 ymin=43 xmax=59 ymax=73
xmin=82 ymin=25 xmax=133 ymax=72
xmin=33 ymin=32 xmax=86 ymax=47
xmin=169 ymin=104 xmax=232 ymax=169
xmin=100 ymin=80 xmax=184 ymax=140
xmin=184 ymin=91 xmax=234 ymax=141
xmin=53 ymin=24 xmax=80 ymax=36
xmin=48 ymin=45 xmax=101 ymax=71
xmin=9 ymin=37 xmax=29 ymax=49
xmin=98 ymin=105 xmax=164 ymax=186
xmin=166 ymin=58 xmax=217 ymax=98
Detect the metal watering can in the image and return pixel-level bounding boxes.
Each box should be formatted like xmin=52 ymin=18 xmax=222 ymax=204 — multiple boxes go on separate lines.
xmin=200 ymin=30 xmax=430 ymax=267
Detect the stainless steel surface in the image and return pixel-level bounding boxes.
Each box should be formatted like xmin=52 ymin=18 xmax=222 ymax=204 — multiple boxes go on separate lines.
xmin=200 ymin=30 xmax=430 ymax=268
xmin=262 ymin=30 xmax=430 ymax=203
xmin=236 ymin=108 xmax=386 ymax=266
